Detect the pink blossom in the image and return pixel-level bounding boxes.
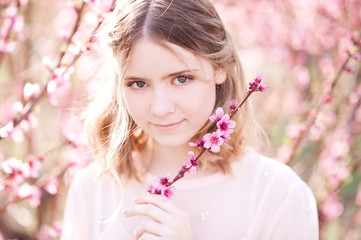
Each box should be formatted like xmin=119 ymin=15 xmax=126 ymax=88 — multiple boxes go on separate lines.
xmin=62 ymin=120 xmax=90 ymax=149
xmin=147 ymin=175 xmax=176 ymax=200
xmin=11 ymin=101 xmax=23 ymax=115
xmin=320 ymin=193 xmax=344 ymax=220
xmin=23 ymin=82 xmax=40 ymax=101
xmin=0 ymin=122 xmax=14 ymax=139
xmin=148 ymin=175 xmax=170 ymax=195
xmin=346 ymin=66 xmax=354 ymax=74
xmin=184 ymin=151 xmax=198 ymax=174
xmin=47 ymin=68 xmax=72 ymax=106
xmin=209 ymin=107 xmax=224 ymax=122
xmin=216 ymin=114 xmax=236 ymax=136
xmin=203 ymin=132 xmax=224 ymax=153
xmin=41 ymin=56 xmax=55 ymax=69
xmin=323 ymin=94 xmax=332 ymax=103
xmin=354 ymin=53 xmax=361 ymax=61
xmin=1 ymin=157 xmax=29 ymax=185
xmin=16 ymin=183 xmax=42 ymax=208
xmin=0 ymin=181 xmax=10 ymax=191
xmin=248 ymin=74 xmax=267 ymax=92
xmin=276 ymin=145 xmax=292 ymax=164
xmin=161 ymin=185 xmax=176 ymax=200
xmin=45 ymin=176 xmax=59 ymax=195
xmin=220 ymin=134 xmax=230 ymax=143
xmin=248 ymin=82 xmax=259 ymax=91
xmin=189 ymin=139 xmax=205 ymax=149
xmin=230 ymin=99 xmax=237 ymax=111
xmin=37 ymin=221 xmax=62 ymax=240
xmin=258 ymin=85 xmax=269 ymax=92
xmin=27 ymin=156 xmax=42 ymax=178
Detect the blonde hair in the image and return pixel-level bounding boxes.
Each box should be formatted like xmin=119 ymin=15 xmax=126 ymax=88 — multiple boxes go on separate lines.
xmin=86 ymin=0 xmax=261 ymax=181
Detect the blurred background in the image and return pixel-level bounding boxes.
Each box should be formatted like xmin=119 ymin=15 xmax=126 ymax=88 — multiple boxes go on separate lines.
xmin=0 ymin=0 xmax=360 ymax=239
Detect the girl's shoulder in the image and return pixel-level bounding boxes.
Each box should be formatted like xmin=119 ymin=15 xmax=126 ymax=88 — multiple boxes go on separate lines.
xmin=239 ymin=150 xmax=305 ymax=185
xmin=236 ymin=151 xmax=318 ymax=238
xmin=236 ymin=150 xmax=313 ymax=200
xmin=67 ymin=161 xmax=117 ymax=196
xmin=69 ymin=162 xmax=101 ymax=187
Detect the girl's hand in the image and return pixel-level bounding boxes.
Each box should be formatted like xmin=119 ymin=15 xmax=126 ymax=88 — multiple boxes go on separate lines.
xmin=123 ymin=194 xmax=194 ymax=240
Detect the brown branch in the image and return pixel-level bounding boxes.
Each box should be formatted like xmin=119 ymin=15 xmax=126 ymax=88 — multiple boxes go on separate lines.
xmin=0 ymin=2 xmax=87 ymax=140
xmin=0 ymin=0 xmax=118 ymax=141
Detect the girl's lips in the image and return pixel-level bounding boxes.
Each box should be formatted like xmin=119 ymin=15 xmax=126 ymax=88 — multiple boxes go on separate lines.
xmin=152 ymin=120 xmax=184 ymax=131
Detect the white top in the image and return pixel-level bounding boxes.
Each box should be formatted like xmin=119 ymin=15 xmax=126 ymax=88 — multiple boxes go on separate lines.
xmin=61 ymin=152 xmax=319 ymax=240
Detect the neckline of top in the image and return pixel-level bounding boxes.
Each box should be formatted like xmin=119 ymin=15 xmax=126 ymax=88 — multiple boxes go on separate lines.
xmin=143 ymin=151 xmax=253 ymax=190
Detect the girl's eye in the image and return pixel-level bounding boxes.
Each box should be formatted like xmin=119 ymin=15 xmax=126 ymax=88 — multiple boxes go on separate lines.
xmin=174 ymin=75 xmax=192 ymax=85
xmin=129 ymin=81 xmax=148 ymax=89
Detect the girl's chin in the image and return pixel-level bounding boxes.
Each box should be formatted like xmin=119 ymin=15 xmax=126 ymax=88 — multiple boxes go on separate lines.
xmin=151 ymin=137 xmax=193 ymax=149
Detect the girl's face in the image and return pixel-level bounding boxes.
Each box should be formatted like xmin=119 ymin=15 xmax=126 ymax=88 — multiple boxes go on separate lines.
xmin=121 ymin=38 xmax=226 ymax=148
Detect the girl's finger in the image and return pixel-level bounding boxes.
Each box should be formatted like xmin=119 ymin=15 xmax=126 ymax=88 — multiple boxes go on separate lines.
xmin=134 ymin=220 xmax=169 ymax=240
xmin=134 ymin=194 xmax=177 ymax=213
xmin=138 ymin=232 xmax=162 ymax=240
xmin=123 ymin=202 xmax=169 ymax=223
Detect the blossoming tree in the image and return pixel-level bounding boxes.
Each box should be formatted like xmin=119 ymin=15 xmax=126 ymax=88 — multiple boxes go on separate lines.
xmin=0 ymin=0 xmax=360 ymax=239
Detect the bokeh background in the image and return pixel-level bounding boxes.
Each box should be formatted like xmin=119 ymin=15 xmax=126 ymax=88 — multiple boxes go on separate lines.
xmin=0 ymin=0 xmax=360 ymax=239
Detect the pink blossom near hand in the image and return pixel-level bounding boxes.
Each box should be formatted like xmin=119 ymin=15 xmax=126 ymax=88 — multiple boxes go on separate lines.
xmin=184 ymin=151 xmax=198 ymax=174
xmin=147 ymin=175 xmax=176 ymax=200
xmin=216 ymin=114 xmax=236 ymax=136
xmin=148 ymin=175 xmax=169 ymax=195
xmin=161 ymin=185 xmax=176 ymax=200
xmin=203 ymin=132 xmax=224 ymax=153
xmin=209 ymin=107 xmax=224 ymax=122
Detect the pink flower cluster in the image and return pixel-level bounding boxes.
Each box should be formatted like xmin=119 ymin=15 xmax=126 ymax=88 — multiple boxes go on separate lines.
xmin=0 ymin=155 xmax=61 ymax=209
xmin=148 ymin=175 xmax=177 ymax=200
xmin=147 ymin=75 xmax=267 ymax=199
xmin=248 ymin=74 xmax=268 ymax=92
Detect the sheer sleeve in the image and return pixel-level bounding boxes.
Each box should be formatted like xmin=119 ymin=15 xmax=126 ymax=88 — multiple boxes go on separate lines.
xmin=61 ymin=168 xmax=95 ymax=240
xmin=266 ymin=182 xmax=319 ymax=240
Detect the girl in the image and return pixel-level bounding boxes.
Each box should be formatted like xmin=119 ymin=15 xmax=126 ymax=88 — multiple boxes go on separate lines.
xmin=61 ymin=0 xmax=319 ymax=239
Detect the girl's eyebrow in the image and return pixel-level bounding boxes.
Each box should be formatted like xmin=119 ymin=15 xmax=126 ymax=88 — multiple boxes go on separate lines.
xmin=124 ymin=69 xmax=199 ymax=81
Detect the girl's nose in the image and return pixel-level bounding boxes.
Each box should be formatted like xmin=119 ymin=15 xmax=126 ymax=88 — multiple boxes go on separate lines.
xmin=150 ymin=90 xmax=175 ymax=117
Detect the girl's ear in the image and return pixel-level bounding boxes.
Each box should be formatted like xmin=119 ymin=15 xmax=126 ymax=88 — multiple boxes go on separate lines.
xmin=215 ymin=67 xmax=227 ymax=84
